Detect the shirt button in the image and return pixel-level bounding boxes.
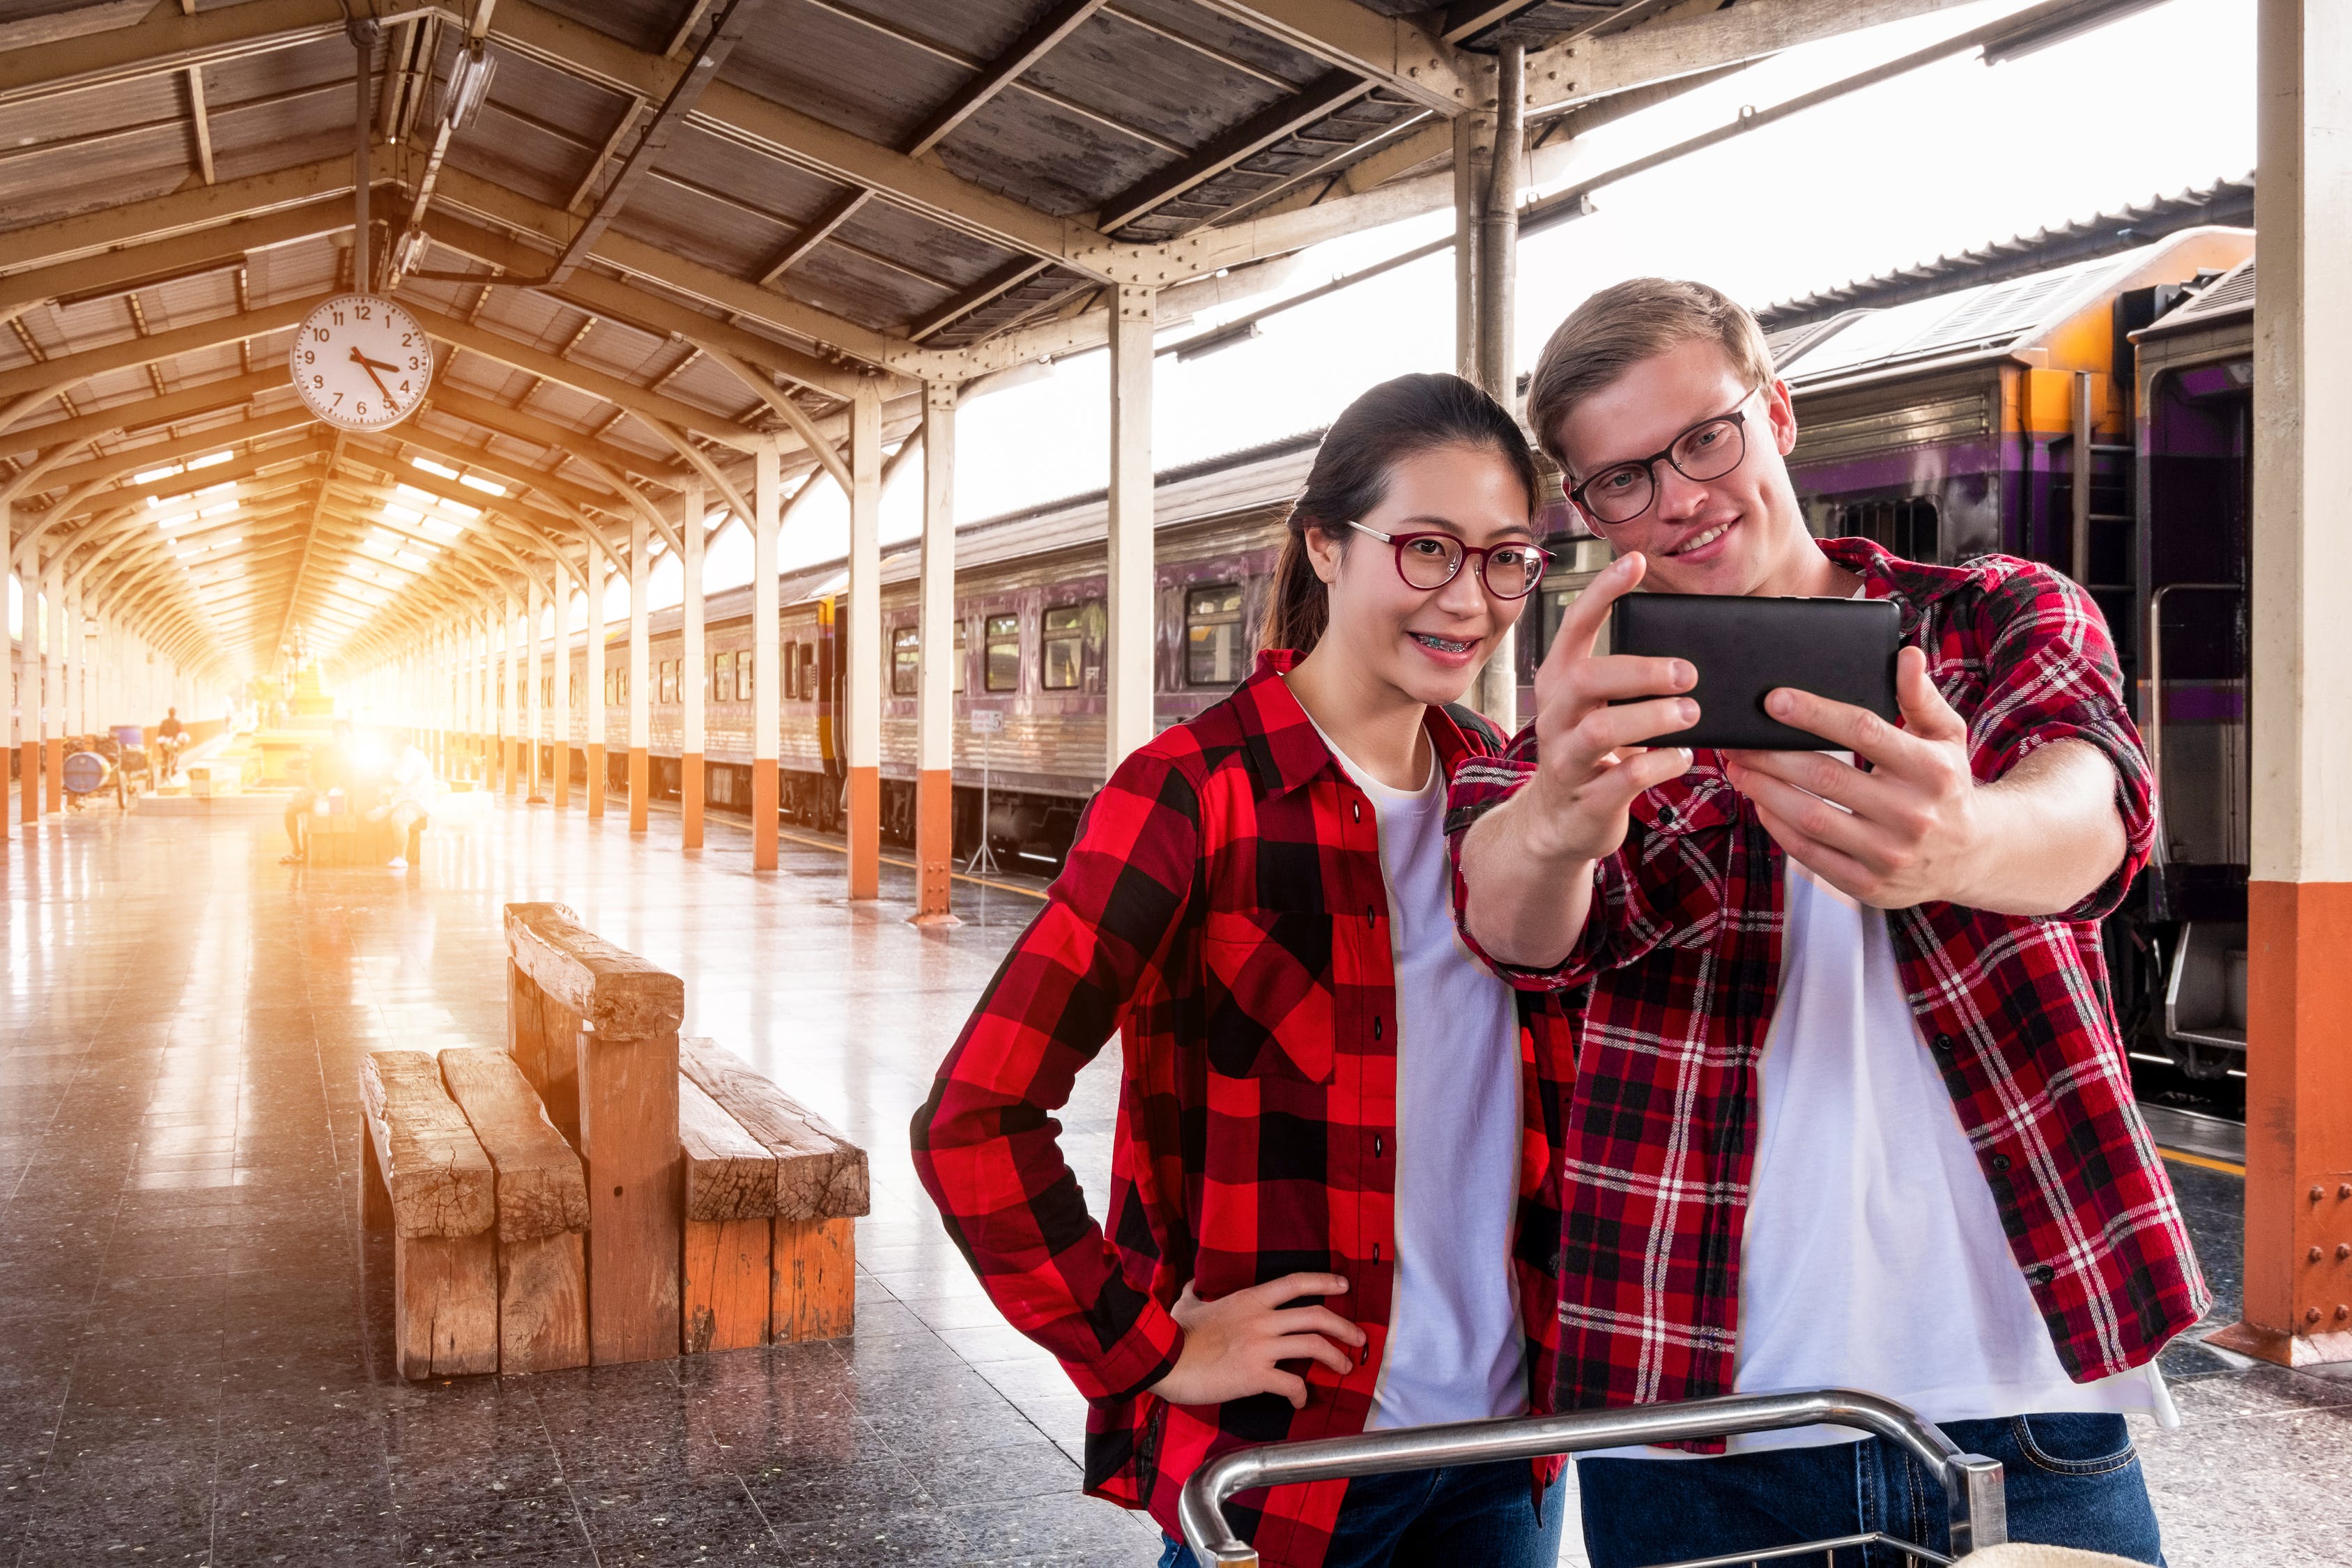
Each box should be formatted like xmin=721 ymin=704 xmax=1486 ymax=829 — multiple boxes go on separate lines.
xmin=2031 ymin=1264 xmax=2056 ymax=1286
xmin=1351 ymin=801 xmax=1361 ymax=822
xmin=1657 ymin=804 xmax=1677 ymax=825
xmin=1374 ymin=1135 xmax=1384 ymax=1158
xmin=1990 ymin=1153 xmax=2012 ymax=1173
xmin=1372 ymin=1016 xmax=1383 ymax=1041
xmin=1933 ymin=1033 xmax=1956 ymax=1053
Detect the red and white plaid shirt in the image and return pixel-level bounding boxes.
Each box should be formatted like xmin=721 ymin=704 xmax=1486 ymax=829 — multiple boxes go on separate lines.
xmin=914 ymin=654 xmax=1571 ymax=1568
xmin=1447 ymin=538 xmax=2209 ymax=1438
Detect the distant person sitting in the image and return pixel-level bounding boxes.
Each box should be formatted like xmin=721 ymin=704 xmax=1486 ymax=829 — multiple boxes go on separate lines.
xmin=371 ymin=743 xmax=433 ymax=872
xmin=280 ymin=721 xmax=358 ymax=864
xmin=155 ymin=708 xmax=187 ymax=778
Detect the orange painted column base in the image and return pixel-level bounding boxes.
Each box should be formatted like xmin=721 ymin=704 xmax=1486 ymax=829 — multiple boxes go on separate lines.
xmin=629 ymin=748 xmax=648 ymax=833
xmin=681 ymin=754 xmax=704 ymax=849
xmin=586 ymin=744 xmax=606 ymax=820
xmin=847 ymin=765 xmax=880 ymax=900
xmin=20 ymin=741 xmax=38 ymax=826
xmin=2208 ymin=879 xmax=2352 ymax=1367
xmin=45 ymin=739 xmax=63 ymax=813
xmin=910 ymin=768 xmax=956 ymax=925
xmin=552 ymin=743 xmax=569 ymax=809
xmin=752 ymin=758 xmax=778 ymax=870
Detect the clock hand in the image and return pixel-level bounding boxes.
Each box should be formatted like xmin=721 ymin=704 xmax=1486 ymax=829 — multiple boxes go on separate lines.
xmin=348 ymin=347 xmax=395 ymax=403
xmin=352 ymin=351 xmax=401 ymax=372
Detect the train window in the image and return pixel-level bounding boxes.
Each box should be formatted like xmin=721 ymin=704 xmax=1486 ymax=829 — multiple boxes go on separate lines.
xmin=984 ymin=614 xmax=1020 ymax=691
xmin=798 ymin=642 xmax=815 ymax=700
xmin=660 ymin=661 xmax=677 ymax=704
xmin=541 ymin=676 xmax=551 ymax=708
xmin=781 ymin=640 xmax=799 ymax=701
xmin=737 ymin=648 xmax=752 ymax=700
xmin=1186 ymin=585 xmax=1247 ymax=686
xmin=1042 ymin=601 xmax=1102 ymax=691
xmin=1838 ymin=498 xmax=1940 ymax=563
xmin=892 ymin=627 xmax=919 ymax=697
xmin=953 ymin=622 xmax=966 ymax=694
xmin=714 ymin=650 xmax=735 ymax=702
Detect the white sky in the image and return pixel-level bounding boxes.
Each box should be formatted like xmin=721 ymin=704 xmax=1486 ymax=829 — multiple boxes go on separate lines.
xmin=9 ymin=0 xmax=2258 ymax=652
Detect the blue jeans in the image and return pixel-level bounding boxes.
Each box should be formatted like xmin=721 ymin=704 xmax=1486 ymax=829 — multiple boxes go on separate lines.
xmin=1157 ymin=1458 xmax=1565 ymax=1568
xmin=1578 ymin=1413 xmax=2165 ymax=1567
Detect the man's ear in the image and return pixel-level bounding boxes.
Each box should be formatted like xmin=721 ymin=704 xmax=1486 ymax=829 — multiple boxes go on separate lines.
xmin=1767 ymin=378 xmax=1799 ymax=456
xmin=1302 ymin=522 xmax=1346 ymax=586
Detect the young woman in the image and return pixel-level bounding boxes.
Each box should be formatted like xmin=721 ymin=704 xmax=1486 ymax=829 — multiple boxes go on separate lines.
xmin=913 ymin=374 xmax=1577 ymax=1568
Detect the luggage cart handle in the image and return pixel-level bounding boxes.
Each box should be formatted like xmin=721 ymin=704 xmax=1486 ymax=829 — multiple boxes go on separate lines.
xmin=1176 ymin=1388 xmax=2007 ymax=1567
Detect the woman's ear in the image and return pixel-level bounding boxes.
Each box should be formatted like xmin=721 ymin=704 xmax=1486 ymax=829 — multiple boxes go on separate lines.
xmin=1302 ymin=523 xmax=1346 ymax=586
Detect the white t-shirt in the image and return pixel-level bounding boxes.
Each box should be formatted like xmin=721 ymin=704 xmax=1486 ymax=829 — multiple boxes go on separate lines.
xmin=1309 ymin=718 xmax=1528 ymax=1431
xmin=1606 ymin=850 xmax=2176 ymax=1457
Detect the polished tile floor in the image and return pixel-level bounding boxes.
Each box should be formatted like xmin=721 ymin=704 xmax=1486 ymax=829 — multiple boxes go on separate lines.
xmin=1 ymin=797 xmax=2343 ymax=1566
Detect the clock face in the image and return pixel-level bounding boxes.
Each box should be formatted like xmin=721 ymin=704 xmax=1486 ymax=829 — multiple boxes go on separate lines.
xmin=289 ymin=293 xmax=433 ymax=431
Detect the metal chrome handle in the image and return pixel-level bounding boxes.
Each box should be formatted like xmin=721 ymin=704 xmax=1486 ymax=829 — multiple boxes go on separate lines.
xmin=1176 ymin=1389 xmax=2007 ymax=1566
xmin=2143 ymin=581 xmax=2242 ymax=873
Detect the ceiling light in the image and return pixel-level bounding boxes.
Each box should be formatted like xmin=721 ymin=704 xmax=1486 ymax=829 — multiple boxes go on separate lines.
xmin=186 ymin=450 xmax=231 ymax=470
xmin=154 ymin=511 xmax=196 ymax=530
xmin=135 ymin=463 xmax=183 ymax=484
xmin=412 ymin=457 xmax=460 ymax=480
xmin=459 ymin=474 xmax=505 ymax=497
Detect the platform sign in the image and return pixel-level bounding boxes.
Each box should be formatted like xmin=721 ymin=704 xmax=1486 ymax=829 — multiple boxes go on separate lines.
xmin=969 ymin=709 xmax=1005 ymax=734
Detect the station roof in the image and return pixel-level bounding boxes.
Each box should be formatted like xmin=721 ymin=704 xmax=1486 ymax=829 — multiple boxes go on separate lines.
xmin=0 ymin=0 xmax=2036 ymax=679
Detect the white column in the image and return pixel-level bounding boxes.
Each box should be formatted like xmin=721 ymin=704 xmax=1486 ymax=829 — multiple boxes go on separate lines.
xmin=681 ymin=479 xmax=706 ymax=848
xmin=752 ymin=438 xmax=780 ymax=870
xmin=526 ymin=574 xmax=546 ymax=799
xmin=913 ymin=380 xmax=958 ymax=923
xmin=1107 ymin=284 xmax=1156 ymax=768
xmin=551 ymin=551 xmax=571 ymax=806
xmin=847 ymin=380 xmax=882 ymax=899
xmin=628 ymin=509 xmax=650 ymax=831
xmin=585 ymin=539 xmax=607 ymax=818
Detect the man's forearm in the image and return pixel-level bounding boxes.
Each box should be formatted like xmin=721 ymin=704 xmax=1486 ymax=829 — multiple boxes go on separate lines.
xmin=1461 ymin=791 xmax=1597 ymax=969
xmin=1949 ymin=739 xmax=2128 ymax=916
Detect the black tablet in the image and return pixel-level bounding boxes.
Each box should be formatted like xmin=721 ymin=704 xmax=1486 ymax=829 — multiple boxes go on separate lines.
xmin=1609 ymin=592 xmax=1901 ymax=751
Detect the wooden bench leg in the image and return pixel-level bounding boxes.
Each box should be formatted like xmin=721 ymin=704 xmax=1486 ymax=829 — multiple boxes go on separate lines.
xmin=684 ymin=1217 xmax=771 ymax=1354
xmin=499 ymin=1231 xmax=589 ymax=1374
xmin=772 ymin=1217 xmax=854 ymax=1344
xmin=394 ymin=1231 xmax=499 ymax=1379
xmin=361 ymin=1122 xmax=392 ymax=1231
xmin=578 ymin=1031 xmax=682 ymax=1364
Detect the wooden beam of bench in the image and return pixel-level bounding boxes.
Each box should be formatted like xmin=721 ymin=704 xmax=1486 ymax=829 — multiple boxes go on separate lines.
xmin=359 ymin=1050 xmax=499 ymax=1379
xmin=439 ymin=1047 xmax=590 ymax=1241
xmin=679 ymin=1038 xmax=870 ymax=1222
xmin=504 ymin=901 xmax=684 ymax=1039
xmin=681 ymin=1075 xmax=775 ymax=1222
xmin=359 ymin=1051 xmax=496 ymax=1240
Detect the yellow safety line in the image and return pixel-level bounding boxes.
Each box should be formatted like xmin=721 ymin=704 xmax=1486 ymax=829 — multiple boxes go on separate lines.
xmin=772 ymin=825 xmax=1048 ymax=901
xmin=2160 ymin=1148 xmax=2245 ymax=1177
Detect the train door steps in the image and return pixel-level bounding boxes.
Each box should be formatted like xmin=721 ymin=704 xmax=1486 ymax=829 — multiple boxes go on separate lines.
xmin=360 ymin=902 xmax=868 ymax=1381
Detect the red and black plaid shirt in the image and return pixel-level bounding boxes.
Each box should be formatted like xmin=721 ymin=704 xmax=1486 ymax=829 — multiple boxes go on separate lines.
xmin=1448 ymin=538 xmax=2209 ymax=1436
xmin=914 ymin=654 xmax=1571 ymax=1568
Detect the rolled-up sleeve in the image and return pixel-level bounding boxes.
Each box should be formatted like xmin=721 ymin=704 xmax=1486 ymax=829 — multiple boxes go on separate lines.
xmin=1968 ymin=565 xmax=2155 ymax=922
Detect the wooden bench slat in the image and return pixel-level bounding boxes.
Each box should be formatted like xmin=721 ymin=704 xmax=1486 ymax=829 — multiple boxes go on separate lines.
xmin=680 ymin=1076 xmax=776 ymax=1222
xmin=680 ymin=1038 xmax=869 ymax=1223
xmin=438 ymin=1046 xmax=590 ymax=1242
xmin=505 ymin=901 xmax=684 ymax=1039
xmin=359 ymin=1051 xmax=496 ymax=1240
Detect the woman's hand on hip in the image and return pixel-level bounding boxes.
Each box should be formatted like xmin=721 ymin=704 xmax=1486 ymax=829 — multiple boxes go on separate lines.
xmin=1148 ymin=1273 xmax=1362 ymax=1410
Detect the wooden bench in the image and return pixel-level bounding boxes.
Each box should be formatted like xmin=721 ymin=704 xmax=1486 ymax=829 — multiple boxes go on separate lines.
xmin=504 ymin=901 xmax=684 ymax=1365
xmin=438 ymin=1047 xmax=591 ymax=1374
xmin=309 ymin=810 xmax=402 ymax=866
xmin=679 ymin=1038 xmax=869 ymax=1351
xmin=360 ymin=1051 xmax=499 ymax=1379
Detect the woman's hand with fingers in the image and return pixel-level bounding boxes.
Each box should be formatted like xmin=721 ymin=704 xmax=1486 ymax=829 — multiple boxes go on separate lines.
xmin=1148 ymin=1273 xmax=1363 ymax=1411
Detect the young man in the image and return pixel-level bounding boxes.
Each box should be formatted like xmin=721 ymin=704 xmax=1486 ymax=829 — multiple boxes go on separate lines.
xmin=1450 ymin=278 xmax=2203 ymax=1567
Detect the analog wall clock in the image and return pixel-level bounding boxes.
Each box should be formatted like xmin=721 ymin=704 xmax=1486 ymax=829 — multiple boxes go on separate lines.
xmin=290 ymin=293 xmax=433 ymax=431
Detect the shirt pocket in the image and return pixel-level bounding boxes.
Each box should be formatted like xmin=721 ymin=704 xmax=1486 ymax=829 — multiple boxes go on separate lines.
xmin=1200 ymin=908 xmax=1337 ymax=1083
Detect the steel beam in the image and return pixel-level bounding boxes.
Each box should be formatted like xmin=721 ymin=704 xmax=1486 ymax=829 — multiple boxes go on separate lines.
xmin=845 ymin=380 xmax=881 ymax=900
xmin=912 ymin=380 xmax=956 ymax=925
xmin=1105 ymin=285 xmax=1154 ymax=769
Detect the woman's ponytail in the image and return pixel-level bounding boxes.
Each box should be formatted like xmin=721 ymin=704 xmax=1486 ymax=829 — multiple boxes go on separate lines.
xmin=1257 ymin=372 xmax=1537 ymax=659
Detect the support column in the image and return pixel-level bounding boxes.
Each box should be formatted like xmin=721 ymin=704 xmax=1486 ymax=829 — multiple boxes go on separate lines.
xmin=527 ymin=575 xmax=546 ymax=803
xmin=43 ymin=558 xmax=62 ymax=813
xmin=913 ymin=381 xmax=958 ymax=925
xmin=1107 ymin=285 xmax=1156 ymax=770
xmin=681 ymin=480 xmax=706 ymax=850
xmin=2213 ymin=0 xmax=2352 ymax=1369
xmin=6 ymin=506 xmax=21 ymax=840
xmin=847 ymin=380 xmax=882 ymax=900
xmin=1469 ymin=45 xmax=1523 ymax=732
xmin=505 ymin=591 xmax=521 ymax=796
xmin=586 ymin=544 xmax=607 ymax=821
xmin=479 ymin=609 xmax=493 ymax=783
xmin=752 ymin=439 xmax=780 ymax=870
xmin=551 ymin=556 xmax=571 ymax=809
xmin=63 ymin=580 xmax=81 ymax=751
xmin=628 ymin=512 xmax=650 ymax=833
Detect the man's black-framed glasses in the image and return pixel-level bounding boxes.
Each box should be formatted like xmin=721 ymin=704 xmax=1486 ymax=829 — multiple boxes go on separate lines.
xmin=1566 ymin=385 xmax=1767 ymax=525
xmin=1344 ymin=522 xmax=1550 ymax=599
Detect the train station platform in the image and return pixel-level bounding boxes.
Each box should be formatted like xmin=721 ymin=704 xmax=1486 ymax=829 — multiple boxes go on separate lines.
xmin=0 ymin=801 xmax=2340 ymax=1567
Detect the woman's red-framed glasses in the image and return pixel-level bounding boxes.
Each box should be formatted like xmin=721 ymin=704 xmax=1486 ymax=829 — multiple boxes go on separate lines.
xmin=1345 ymin=522 xmax=1550 ymax=599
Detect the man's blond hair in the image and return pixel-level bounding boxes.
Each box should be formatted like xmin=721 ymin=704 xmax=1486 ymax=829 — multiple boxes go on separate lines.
xmin=1525 ymin=277 xmax=1775 ymax=471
